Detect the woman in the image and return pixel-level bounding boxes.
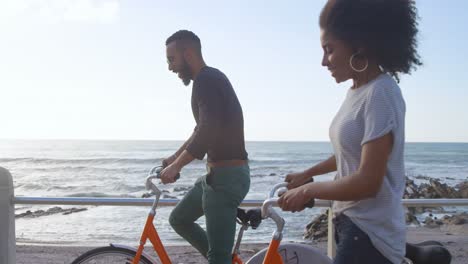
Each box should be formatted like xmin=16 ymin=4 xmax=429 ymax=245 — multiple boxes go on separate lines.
xmin=278 ymin=0 xmax=422 ymax=263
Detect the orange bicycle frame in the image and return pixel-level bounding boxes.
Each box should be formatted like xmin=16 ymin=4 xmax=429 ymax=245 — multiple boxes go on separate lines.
xmin=262 ymin=239 xmax=284 ymax=264
xmin=132 ymin=214 xmax=171 ymax=264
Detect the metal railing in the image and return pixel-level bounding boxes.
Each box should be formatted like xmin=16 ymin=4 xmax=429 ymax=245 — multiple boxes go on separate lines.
xmin=12 ymin=196 xmax=468 ymax=207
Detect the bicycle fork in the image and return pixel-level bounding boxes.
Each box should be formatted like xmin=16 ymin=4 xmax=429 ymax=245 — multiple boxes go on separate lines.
xmin=261 ymin=185 xmax=288 ymax=264
xmin=263 ymin=239 xmax=284 ymax=264
xmin=133 ymin=213 xmax=172 ymax=264
xmin=232 ymin=222 xmax=250 ymax=264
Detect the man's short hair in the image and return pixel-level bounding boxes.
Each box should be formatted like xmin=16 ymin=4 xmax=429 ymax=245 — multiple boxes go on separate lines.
xmin=166 ymin=30 xmax=202 ymax=56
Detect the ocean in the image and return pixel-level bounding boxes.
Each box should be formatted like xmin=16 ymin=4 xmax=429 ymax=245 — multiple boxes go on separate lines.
xmin=2 ymin=139 xmax=467 ymax=246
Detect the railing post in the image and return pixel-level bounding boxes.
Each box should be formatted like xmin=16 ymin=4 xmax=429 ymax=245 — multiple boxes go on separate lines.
xmin=0 ymin=167 xmax=16 ymax=264
xmin=327 ymin=208 xmax=336 ymax=259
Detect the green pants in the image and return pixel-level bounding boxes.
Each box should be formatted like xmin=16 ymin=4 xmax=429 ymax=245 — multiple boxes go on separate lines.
xmin=169 ymin=164 xmax=250 ymax=264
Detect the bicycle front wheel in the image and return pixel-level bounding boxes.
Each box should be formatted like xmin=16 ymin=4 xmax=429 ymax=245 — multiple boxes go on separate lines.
xmin=71 ymin=246 xmax=154 ymax=264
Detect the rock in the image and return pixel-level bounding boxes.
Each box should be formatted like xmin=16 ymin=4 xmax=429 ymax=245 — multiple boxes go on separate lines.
xmin=449 ymin=216 xmax=465 ymax=225
xmin=455 ymin=181 xmax=468 ymax=198
xmin=173 ymin=186 xmax=191 ymax=192
xmin=15 ymin=210 xmax=33 ymax=218
xmin=408 ymin=207 xmax=426 ymax=215
xmin=421 ymin=212 xmax=468 ymax=228
xmin=405 ymin=177 xmax=463 ymax=199
xmin=423 ymin=216 xmax=443 ymax=228
xmin=48 ymin=207 xmax=62 ymax=214
xmin=419 ymin=183 xmax=438 ymax=198
xmin=269 ymin=173 xmax=277 ymax=176
xmin=404 ymin=177 xmax=467 ymax=199
xmin=414 ymin=175 xmax=433 ymax=181
xmin=430 ymin=179 xmax=458 ymax=198
xmin=406 ymin=211 xmax=420 ymax=225
xmin=15 ymin=207 xmax=87 ymax=218
xmin=304 ymin=210 xmax=329 ymax=241
xmin=62 ymin=208 xmax=87 ymax=215
xmin=141 ymin=193 xmax=152 ymax=198
xmin=404 ymin=179 xmax=419 ymax=199
xmin=441 ymin=212 xmax=468 ymax=225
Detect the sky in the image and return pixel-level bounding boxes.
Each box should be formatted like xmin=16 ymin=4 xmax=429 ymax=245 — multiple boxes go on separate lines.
xmin=0 ymin=0 xmax=467 ymax=142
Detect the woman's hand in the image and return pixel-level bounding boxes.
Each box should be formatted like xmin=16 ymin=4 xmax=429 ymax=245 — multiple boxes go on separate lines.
xmin=285 ymin=171 xmax=312 ymax=189
xmin=278 ymin=183 xmax=314 ymax=212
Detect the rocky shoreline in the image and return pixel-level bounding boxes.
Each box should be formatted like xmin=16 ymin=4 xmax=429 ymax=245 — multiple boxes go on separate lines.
xmin=15 ymin=206 xmax=87 ymax=218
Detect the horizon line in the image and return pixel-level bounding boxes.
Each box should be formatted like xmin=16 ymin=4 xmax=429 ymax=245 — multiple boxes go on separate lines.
xmin=1 ymin=138 xmax=467 ymax=144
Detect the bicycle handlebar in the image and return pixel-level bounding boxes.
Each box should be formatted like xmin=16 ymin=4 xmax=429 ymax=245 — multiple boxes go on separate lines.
xmin=149 ymin=166 xmax=180 ymax=180
xmin=268 ymin=182 xmax=288 ymax=198
xmin=261 ymin=180 xmax=317 ymax=240
xmin=145 ymin=165 xmax=181 ymax=195
xmin=267 ymin=181 xmax=315 ymax=210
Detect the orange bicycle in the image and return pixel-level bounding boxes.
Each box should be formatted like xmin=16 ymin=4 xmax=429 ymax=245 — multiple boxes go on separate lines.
xmin=71 ymin=166 xmax=265 ymax=264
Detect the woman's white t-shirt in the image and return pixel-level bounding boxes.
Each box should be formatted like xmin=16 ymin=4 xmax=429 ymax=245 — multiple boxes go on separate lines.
xmin=329 ymin=73 xmax=406 ymax=264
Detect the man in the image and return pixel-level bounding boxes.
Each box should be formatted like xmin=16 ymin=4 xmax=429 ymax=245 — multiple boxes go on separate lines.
xmin=160 ymin=30 xmax=250 ymax=264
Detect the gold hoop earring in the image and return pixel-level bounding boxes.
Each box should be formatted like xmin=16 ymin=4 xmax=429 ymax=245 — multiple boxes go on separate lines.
xmin=349 ymin=53 xmax=368 ymax=72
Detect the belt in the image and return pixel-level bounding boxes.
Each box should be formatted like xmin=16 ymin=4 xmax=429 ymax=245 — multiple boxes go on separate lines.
xmin=207 ymin=159 xmax=247 ymax=168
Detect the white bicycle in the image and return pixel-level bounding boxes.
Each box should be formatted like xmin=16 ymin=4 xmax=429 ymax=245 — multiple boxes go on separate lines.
xmin=247 ymin=182 xmax=452 ymax=264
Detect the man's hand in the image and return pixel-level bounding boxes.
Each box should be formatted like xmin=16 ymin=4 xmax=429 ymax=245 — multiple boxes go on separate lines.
xmin=278 ymin=183 xmax=314 ymax=212
xmin=159 ymin=163 xmax=181 ymax=184
xmin=162 ymin=155 xmax=177 ymax=168
xmin=285 ymin=171 xmax=311 ymax=189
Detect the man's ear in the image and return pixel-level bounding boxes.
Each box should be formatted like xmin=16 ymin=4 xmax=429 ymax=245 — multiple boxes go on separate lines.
xmin=183 ymin=48 xmax=192 ymax=63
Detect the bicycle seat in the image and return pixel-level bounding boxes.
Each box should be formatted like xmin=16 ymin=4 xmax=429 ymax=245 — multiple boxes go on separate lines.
xmin=236 ymin=208 xmax=262 ymax=229
xmin=408 ymin=240 xmax=443 ymax=247
xmin=405 ymin=241 xmax=451 ymax=264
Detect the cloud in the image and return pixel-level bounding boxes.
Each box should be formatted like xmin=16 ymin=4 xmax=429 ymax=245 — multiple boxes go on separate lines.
xmin=0 ymin=0 xmax=120 ymax=25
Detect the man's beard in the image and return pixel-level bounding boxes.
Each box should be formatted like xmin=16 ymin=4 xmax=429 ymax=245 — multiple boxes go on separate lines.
xmin=179 ymin=61 xmax=192 ymax=86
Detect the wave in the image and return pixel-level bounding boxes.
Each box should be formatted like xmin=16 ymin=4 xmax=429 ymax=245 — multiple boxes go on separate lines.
xmin=0 ymin=157 xmax=162 ymax=165
xmin=2 ymin=157 xmax=315 ymax=168
xmin=65 ymin=192 xmax=137 ymax=198
xmin=247 ymin=159 xmax=314 ymax=164
xmin=15 ymin=183 xmax=45 ymax=190
xmin=112 ymin=183 xmax=145 ymax=193
xmin=20 ymin=166 xmax=147 ymax=175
